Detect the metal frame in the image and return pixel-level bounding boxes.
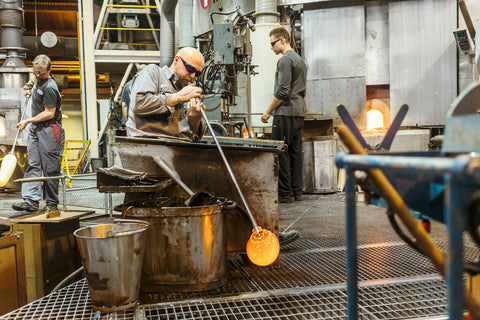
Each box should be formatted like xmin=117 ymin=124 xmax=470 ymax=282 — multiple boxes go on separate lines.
xmin=336 ymin=152 xmax=480 ymax=319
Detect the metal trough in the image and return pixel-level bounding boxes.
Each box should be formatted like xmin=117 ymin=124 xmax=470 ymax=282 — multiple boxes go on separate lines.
xmin=107 ymin=135 xmax=283 ymax=253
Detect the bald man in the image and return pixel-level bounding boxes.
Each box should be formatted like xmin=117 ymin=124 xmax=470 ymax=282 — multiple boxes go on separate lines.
xmin=126 ymin=47 xmax=206 ymax=141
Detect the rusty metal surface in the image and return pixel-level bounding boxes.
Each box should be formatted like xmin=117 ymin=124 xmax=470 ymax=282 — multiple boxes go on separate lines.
xmin=125 ymin=197 xmax=228 ymax=292
xmin=109 ymin=136 xmax=280 ymax=254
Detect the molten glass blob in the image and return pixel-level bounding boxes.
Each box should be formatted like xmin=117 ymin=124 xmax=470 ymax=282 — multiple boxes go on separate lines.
xmin=246 ymin=227 xmax=280 ymax=266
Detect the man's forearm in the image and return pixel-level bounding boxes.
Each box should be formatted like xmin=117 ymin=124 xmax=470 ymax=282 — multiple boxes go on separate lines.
xmin=266 ymin=96 xmax=283 ymax=114
xmin=27 ymin=109 xmax=56 ymax=124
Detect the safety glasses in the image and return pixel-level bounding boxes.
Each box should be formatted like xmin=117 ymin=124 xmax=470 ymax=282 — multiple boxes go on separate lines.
xmin=178 ymin=56 xmax=201 ymax=77
xmin=33 ymin=70 xmax=48 ymax=75
xmin=270 ymin=38 xmax=282 ymax=47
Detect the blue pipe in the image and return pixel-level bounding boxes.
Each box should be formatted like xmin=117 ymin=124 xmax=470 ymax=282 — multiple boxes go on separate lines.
xmin=345 ymin=169 xmax=358 ymax=320
xmin=335 ymin=153 xmax=480 ymax=184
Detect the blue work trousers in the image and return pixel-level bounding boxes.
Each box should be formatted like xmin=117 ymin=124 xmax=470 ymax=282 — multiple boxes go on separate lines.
xmin=22 ymin=123 xmax=65 ymax=205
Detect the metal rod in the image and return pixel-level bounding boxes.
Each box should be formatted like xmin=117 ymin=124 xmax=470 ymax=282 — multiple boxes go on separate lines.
xmin=201 ymin=108 xmax=259 ymax=231
xmin=65 ymin=186 xmax=98 ymax=192
xmin=152 ymin=156 xmax=195 ymax=197
xmin=100 ymin=27 xmax=161 ymax=31
xmin=14 ymin=173 xmax=96 ymax=183
xmin=62 ymin=177 xmax=67 ymax=210
xmin=106 ymin=4 xmax=157 ymax=8
xmin=335 ymin=153 xmax=456 ymax=175
xmin=77 ymin=0 xmax=88 ymax=142
xmin=10 ymin=96 xmax=30 ymax=155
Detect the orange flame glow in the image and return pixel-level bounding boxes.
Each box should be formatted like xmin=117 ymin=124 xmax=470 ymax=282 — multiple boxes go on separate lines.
xmin=0 ymin=117 xmax=6 ymax=138
xmin=366 ymin=109 xmax=384 ymax=130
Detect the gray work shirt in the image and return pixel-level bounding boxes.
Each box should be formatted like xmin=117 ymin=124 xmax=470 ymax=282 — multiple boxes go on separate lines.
xmin=273 ymin=50 xmax=307 ymax=117
xmin=32 ymin=76 xmax=62 ymax=124
xmin=125 ymin=64 xmax=205 ymax=141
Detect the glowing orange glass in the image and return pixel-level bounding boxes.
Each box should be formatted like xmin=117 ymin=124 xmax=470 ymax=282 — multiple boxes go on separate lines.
xmin=246 ymin=227 xmax=280 ymax=266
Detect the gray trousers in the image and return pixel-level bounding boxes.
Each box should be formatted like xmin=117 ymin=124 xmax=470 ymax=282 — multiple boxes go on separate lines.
xmin=22 ymin=123 xmax=65 ymax=205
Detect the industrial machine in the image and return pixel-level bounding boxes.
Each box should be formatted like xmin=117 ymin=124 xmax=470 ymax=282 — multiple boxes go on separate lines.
xmin=335 ymin=81 xmax=480 ymax=319
xmin=196 ymin=6 xmax=256 ymax=131
xmin=0 ymin=0 xmax=31 ymax=189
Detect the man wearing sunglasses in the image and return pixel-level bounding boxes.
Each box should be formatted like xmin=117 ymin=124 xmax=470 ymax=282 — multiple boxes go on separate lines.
xmin=126 ymin=47 xmax=206 ymax=141
xmin=12 ymin=54 xmax=65 ymax=213
xmin=263 ymin=29 xmax=307 ymax=191
xmin=261 ymin=27 xmax=307 ymax=244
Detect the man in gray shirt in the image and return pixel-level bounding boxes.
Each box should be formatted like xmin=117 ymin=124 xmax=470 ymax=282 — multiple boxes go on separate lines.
xmin=262 ymin=27 xmax=307 ymax=244
xmin=12 ymin=54 xmax=65 ymax=212
xmin=126 ymin=47 xmax=206 ymax=141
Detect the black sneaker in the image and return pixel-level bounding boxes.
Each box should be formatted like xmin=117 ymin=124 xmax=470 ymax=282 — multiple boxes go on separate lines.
xmin=294 ymin=195 xmax=303 ymax=201
xmin=43 ymin=203 xmax=58 ymax=211
xmin=279 ymin=195 xmax=295 ymax=203
xmin=12 ymin=201 xmax=39 ymax=212
xmin=279 ymin=230 xmax=299 ymax=246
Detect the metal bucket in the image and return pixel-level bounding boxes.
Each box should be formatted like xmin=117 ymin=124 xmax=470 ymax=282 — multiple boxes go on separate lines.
xmin=124 ymin=197 xmax=235 ymax=292
xmin=74 ymin=219 xmax=149 ymax=312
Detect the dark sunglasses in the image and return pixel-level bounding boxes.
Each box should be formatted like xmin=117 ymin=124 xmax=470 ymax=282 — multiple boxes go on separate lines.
xmin=178 ymin=56 xmax=201 ymax=77
xmin=33 ymin=70 xmax=48 ymax=75
xmin=270 ymin=38 xmax=282 ymax=47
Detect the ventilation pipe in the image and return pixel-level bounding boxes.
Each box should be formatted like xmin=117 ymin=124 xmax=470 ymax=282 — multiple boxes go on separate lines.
xmin=249 ymin=0 xmax=281 ymax=129
xmin=160 ymin=0 xmax=178 ymax=66
xmin=178 ymin=0 xmax=195 ymax=48
xmin=254 ymin=0 xmax=280 ymax=24
xmin=0 ymin=0 xmax=29 ymax=88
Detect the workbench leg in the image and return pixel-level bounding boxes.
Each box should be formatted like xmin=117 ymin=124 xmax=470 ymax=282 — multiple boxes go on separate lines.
xmin=61 ymin=178 xmax=67 ymax=210
xmin=445 ymin=175 xmax=465 ymax=320
xmin=345 ymin=168 xmax=358 ymax=320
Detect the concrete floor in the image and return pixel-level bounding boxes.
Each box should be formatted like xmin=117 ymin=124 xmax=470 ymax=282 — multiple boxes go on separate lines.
xmin=0 ymin=182 xmax=474 ymax=319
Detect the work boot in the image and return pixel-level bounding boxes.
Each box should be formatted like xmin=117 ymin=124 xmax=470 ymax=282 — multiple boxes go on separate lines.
xmin=12 ymin=201 xmax=39 ymax=212
xmin=279 ymin=195 xmax=295 ymax=203
xmin=279 ymin=230 xmax=299 ymax=246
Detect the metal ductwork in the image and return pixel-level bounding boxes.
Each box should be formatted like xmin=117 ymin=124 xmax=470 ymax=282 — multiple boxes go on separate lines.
xmin=0 ymin=0 xmax=29 ymax=189
xmin=178 ymin=0 xmax=194 ymax=48
xmin=248 ymin=0 xmax=281 ymax=129
xmin=23 ymin=35 xmax=79 ymax=59
xmin=254 ymin=0 xmax=280 ymax=24
xmin=0 ymin=0 xmax=29 ymax=88
xmin=160 ymin=0 xmax=178 ymax=66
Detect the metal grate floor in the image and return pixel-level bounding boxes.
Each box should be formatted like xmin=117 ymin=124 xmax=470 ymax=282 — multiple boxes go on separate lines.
xmin=2 ymin=192 xmax=475 ymax=319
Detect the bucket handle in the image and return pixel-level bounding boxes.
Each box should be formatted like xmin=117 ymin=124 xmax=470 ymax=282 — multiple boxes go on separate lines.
xmin=121 ymin=205 xmax=134 ymax=219
xmin=105 ymin=219 xmax=150 ymax=238
xmin=222 ymin=200 xmax=237 ymax=210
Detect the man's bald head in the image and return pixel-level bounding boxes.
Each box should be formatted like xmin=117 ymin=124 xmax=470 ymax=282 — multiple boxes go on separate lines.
xmin=171 ymin=47 xmax=205 ymax=88
xmin=176 ymin=47 xmax=205 ymax=72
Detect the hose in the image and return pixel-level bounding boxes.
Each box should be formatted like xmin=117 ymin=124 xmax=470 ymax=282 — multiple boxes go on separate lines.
xmin=387 ymin=209 xmax=424 ymax=255
xmin=467 ymin=191 xmax=480 ymax=247
xmin=51 ymin=266 xmax=84 ymax=293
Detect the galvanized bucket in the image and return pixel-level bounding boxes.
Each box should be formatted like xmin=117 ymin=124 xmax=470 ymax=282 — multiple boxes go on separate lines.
xmin=124 ymin=197 xmax=236 ymax=292
xmin=74 ymin=219 xmax=149 ymax=312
